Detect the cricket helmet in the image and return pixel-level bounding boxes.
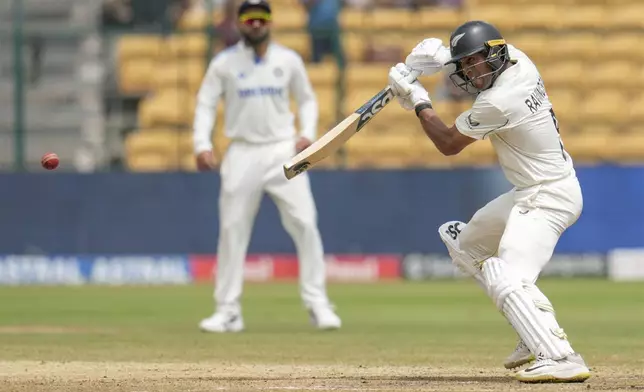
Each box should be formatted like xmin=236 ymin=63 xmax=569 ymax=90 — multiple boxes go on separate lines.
xmin=445 ymin=20 xmax=510 ymax=94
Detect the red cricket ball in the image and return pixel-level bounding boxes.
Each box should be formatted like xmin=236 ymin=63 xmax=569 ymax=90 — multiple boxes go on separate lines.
xmin=41 ymin=153 xmax=60 ymax=170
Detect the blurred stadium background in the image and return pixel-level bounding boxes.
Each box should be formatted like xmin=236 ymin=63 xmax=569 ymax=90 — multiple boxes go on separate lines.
xmin=0 ymin=0 xmax=642 ymax=282
xmin=0 ymin=0 xmax=643 ymax=390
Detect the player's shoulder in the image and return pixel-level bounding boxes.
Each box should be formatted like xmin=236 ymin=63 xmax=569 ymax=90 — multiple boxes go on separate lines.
xmin=471 ymin=93 xmax=505 ymax=122
xmin=211 ymin=43 xmax=243 ymax=65
xmin=479 ymin=45 xmax=541 ymax=111
xmin=272 ymin=42 xmax=304 ymax=60
xmin=476 ymin=85 xmax=510 ymax=115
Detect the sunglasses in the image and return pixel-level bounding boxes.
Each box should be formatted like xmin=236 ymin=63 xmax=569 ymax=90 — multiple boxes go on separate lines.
xmin=239 ymin=12 xmax=271 ymax=26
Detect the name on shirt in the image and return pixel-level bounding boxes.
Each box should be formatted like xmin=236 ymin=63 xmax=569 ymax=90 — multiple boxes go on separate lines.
xmin=524 ymin=77 xmax=547 ymax=114
xmin=238 ymin=87 xmax=284 ymax=98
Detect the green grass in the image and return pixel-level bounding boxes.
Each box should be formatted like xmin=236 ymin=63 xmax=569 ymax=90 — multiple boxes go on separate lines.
xmin=0 ymin=279 xmax=642 ymax=368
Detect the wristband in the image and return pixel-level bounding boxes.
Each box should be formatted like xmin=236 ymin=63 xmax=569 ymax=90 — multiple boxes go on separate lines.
xmin=415 ymin=102 xmax=433 ymax=117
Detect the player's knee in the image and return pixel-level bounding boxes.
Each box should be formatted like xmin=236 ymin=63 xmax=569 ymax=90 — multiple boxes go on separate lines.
xmin=459 ymin=225 xmax=500 ymax=265
xmin=457 ymin=224 xmax=476 ymax=253
xmin=438 ymin=221 xmax=482 ymax=280
xmin=482 ymin=257 xmax=522 ymax=311
xmin=220 ymin=223 xmax=242 ymax=239
xmin=458 ymin=225 xmax=489 ymax=260
xmin=283 ymin=214 xmax=318 ymax=235
xmin=219 ymin=213 xmax=252 ymax=236
xmin=298 ymin=219 xmax=318 ymax=234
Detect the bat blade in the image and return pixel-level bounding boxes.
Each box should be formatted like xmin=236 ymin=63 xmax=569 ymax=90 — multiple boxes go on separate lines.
xmin=283 ymin=86 xmax=395 ymax=180
xmin=283 ymin=68 xmax=421 ymax=180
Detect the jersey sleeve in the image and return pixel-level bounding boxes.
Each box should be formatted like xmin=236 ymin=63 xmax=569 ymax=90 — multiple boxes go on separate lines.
xmin=454 ymin=97 xmax=509 ymax=140
xmin=288 ymin=52 xmax=319 ymax=141
xmin=193 ymin=55 xmax=225 ymax=154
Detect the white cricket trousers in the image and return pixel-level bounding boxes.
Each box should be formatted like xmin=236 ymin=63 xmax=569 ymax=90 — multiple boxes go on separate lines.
xmin=214 ymin=138 xmax=331 ymax=314
xmin=460 ymin=171 xmax=583 ymax=283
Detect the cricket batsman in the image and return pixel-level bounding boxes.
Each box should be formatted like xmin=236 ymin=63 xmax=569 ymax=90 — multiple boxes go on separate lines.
xmin=387 ymin=20 xmax=590 ymax=383
xmin=192 ymin=0 xmax=341 ymax=333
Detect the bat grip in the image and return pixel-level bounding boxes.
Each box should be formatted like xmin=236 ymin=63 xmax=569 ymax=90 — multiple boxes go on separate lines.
xmin=405 ymin=68 xmax=422 ymax=84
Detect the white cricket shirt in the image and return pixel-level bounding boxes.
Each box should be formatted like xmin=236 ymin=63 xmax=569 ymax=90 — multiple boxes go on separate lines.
xmin=454 ymin=45 xmax=574 ymax=189
xmin=193 ymin=41 xmax=318 ymax=154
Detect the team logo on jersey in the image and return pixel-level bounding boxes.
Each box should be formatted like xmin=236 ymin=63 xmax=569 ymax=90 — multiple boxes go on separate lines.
xmin=273 ymin=67 xmax=283 ymax=78
xmin=238 ymin=72 xmax=246 ymax=79
xmin=451 ymin=33 xmax=466 ymax=48
xmin=467 ymin=114 xmax=480 ymax=127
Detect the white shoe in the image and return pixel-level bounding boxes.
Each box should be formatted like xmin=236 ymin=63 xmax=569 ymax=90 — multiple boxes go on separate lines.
xmin=198 ymin=311 xmax=244 ymax=333
xmin=308 ymin=305 xmax=341 ymax=330
xmin=504 ymin=340 xmax=535 ymax=369
xmin=515 ymin=353 xmax=590 ymax=383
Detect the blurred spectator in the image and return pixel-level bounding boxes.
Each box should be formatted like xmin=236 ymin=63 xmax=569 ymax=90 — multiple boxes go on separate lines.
xmin=342 ymin=0 xmax=462 ymax=9
xmin=101 ymin=0 xmax=192 ymax=31
xmin=165 ymin=0 xmax=193 ymax=26
xmin=409 ymin=0 xmax=462 ymax=9
xmin=343 ymin=0 xmax=370 ymax=9
xmin=102 ymin=0 xmax=133 ymax=27
xmin=363 ymin=40 xmax=403 ymax=63
xmin=215 ymin=0 xmax=241 ymax=48
xmin=301 ymin=0 xmax=346 ymax=67
xmin=375 ymin=0 xmax=412 ymax=8
xmin=194 ymin=0 xmax=228 ymax=10
xmin=437 ymin=0 xmax=462 ymax=7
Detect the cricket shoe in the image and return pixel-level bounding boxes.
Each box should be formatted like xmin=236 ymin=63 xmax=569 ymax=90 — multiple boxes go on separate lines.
xmin=308 ymin=305 xmax=341 ymax=330
xmin=198 ymin=311 xmax=244 ymax=333
xmin=515 ymin=353 xmax=590 ymax=383
xmin=504 ymin=340 xmax=535 ymax=369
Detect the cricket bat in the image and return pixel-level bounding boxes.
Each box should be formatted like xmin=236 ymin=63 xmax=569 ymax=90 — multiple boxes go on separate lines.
xmin=283 ymin=68 xmax=422 ymax=180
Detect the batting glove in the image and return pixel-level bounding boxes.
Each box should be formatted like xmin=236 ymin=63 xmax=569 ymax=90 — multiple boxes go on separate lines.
xmin=405 ymin=38 xmax=452 ymax=76
xmin=388 ymin=63 xmax=431 ymax=111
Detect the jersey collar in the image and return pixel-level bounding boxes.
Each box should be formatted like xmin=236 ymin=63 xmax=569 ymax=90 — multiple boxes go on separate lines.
xmin=237 ymin=40 xmax=275 ymax=64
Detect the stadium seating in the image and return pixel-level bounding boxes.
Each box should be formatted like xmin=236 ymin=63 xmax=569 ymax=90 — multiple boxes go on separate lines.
xmin=176 ymin=8 xmax=224 ymax=31
xmin=117 ymin=35 xmax=164 ymax=94
xmin=124 ymin=129 xmax=184 ymax=171
xmin=116 ymin=0 xmax=644 ymax=171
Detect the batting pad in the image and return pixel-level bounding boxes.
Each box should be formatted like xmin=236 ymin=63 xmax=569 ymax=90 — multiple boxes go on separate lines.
xmin=523 ymin=283 xmax=556 ymax=315
xmin=438 ymin=221 xmax=485 ymax=287
xmin=483 ymin=257 xmax=574 ymax=360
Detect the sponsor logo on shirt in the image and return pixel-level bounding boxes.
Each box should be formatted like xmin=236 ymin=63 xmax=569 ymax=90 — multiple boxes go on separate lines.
xmin=238 ymin=87 xmax=284 ymax=98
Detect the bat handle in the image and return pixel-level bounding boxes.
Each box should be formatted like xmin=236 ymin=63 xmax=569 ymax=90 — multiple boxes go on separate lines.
xmin=405 ymin=68 xmax=422 ymax=84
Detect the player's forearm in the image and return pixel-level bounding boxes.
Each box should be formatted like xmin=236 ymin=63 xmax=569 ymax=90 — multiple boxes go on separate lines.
xmin=416 ymin=106 xmax=460 ymax=156
xmin=298 ymin=98 xmax=318 ymax=141
xmin=193 ymin=101 xmax=216 ymax=154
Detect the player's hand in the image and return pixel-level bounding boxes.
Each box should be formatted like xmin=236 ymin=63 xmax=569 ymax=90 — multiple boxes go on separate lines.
xmin=195 ymin=150 xmax=218 ymax=171
xmin=296 ymin=137 xmax=312 ymax=153
xmin=388 ymin=63 xmax=431 ymax=111
xmin=405 ymin=38 xmax=451 ymax=76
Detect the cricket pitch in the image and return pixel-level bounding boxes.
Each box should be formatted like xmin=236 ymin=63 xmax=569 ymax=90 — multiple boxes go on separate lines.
xmin=0 ymin=281 xmax=642 ymax=392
